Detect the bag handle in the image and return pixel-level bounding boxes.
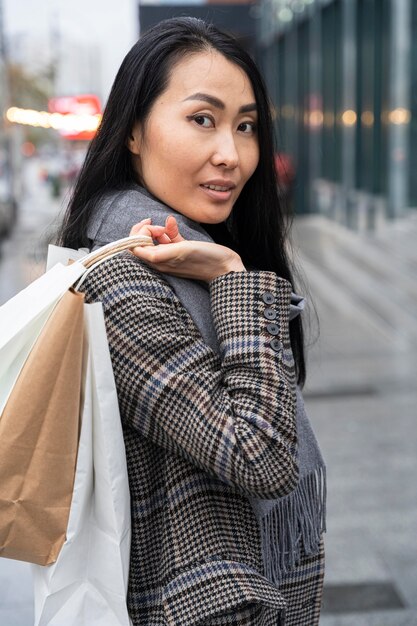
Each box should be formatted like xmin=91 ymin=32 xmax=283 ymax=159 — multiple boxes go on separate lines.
xmin=74 ymin=235 xmax=153 ymax=291
xmin=80 ymin=235 xmax=153 ymax=269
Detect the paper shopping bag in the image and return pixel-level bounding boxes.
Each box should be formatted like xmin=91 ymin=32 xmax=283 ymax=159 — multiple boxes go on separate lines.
xmin=0 ymin=234 xmax=149 ymax=572
xmin=32 ymin=302 xmax=132 ymax=626
xmin=0 ymin=235 xmax=151 ymax=417
xmin=0 ymin=288 xmax=85 ymax=565
xmin=0 ymin=261 xmax=86 ymax=416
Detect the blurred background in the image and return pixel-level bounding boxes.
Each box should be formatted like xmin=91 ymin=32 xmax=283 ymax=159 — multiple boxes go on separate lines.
xmin=0 ymin=0 xmax=416 ymax=625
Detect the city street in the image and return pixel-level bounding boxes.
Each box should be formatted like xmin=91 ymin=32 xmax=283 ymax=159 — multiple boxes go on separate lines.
xmin=1 ymin=159 xmax=417 ymax=625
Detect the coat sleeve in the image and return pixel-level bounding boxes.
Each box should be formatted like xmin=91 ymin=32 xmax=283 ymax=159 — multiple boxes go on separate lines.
xmin=82 ymin=253 xmax=299 ymax=499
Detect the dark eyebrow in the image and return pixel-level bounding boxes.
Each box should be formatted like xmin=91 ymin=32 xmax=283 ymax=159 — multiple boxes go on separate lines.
xmin=183 ymin=92 xmax=257 ymax=114
xmin=239 ymin=103 xmax=258 ymax=114
xmin=183 ymin=92 xmax=224 ymax=109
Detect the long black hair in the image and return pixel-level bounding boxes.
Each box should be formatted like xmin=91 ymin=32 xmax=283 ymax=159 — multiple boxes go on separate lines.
xmin=58 ymin=16 xmax=308 ymax=387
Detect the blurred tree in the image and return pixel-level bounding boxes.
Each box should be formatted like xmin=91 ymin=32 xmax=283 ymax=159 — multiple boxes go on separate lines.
xmin=7 ymin=63 xmax=51 ymax=110
xmin=7 ymin=63 xmax=57 ymax=147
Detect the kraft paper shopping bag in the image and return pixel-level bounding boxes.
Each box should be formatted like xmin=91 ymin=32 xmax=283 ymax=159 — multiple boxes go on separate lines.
xmin=0 ymin=288 xmax=85 ymax=565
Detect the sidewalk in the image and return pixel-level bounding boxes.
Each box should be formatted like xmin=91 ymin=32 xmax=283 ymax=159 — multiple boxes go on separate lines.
xmin=294 ymin=214 xmax=417 ymax=625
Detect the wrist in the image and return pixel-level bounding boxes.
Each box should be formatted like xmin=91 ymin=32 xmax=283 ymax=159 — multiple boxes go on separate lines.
xmin=208 ymin=259 xmax=246 ymax=282
xmin=226 ymin=258 xmax=247 ymax=274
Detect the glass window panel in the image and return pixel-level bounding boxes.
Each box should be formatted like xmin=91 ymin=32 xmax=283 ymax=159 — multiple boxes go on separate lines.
xmin=410 ymin=0 xmax=417 ymax=205
xmin=321 ymin=0 xmax=342 ymax=182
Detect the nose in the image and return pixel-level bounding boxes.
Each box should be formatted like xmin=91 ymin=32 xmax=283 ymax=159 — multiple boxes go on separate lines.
xmin=210 ymin=131 xmax=239 ymax=169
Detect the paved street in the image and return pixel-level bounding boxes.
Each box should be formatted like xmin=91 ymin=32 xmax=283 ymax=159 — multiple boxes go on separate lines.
xmin=294 ymin=214 xmax=417 ymax=625
xmin=1 ymin=159 xmax=416 ymax=625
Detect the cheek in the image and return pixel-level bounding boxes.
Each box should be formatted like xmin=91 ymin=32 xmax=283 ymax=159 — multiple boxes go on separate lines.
xmin=149 ymin=132 xmax=198 ymax=181
xmin=146 ymin=125 xmax=173 ymax=165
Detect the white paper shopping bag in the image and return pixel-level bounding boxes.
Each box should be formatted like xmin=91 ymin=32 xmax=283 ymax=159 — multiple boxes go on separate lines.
xmin=32 ymin=302 xmax=132 ymax=626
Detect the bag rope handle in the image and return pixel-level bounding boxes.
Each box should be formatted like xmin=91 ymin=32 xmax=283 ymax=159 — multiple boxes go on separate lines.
xmin=80 ymin=235 xmax=153 ymax=268
xmin=74 ymin=235 xmax=153 ymax=291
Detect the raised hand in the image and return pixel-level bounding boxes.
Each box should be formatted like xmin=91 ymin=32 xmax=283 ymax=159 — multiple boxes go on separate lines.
xmin=129 ymin=216 xmax=246 ymax=282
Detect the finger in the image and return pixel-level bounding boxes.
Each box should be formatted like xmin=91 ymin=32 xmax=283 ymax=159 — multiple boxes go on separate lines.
xmin=155 ymin=233 xmax=172 ymax=244
xmin=165 ymin=215 xmax=185 ymax=242
xmin=131 ymin=240 xmax=186 ymax=264
xmin=131 ymin=244 xmax=160 ymax=262
xmin=132 ymin=224 xmax=167 ymax=239
xmin=130 ymin=218 xmax=151 ymax=236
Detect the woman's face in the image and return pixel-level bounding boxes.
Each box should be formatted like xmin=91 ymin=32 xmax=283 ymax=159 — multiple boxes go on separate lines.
xmin=128 ymin=50 xmax=259 ymax=224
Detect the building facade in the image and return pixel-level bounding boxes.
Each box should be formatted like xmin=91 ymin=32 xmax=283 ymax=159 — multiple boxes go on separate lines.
xmin=139 ymin=2 xmax=259 ymax=59
xmin=258 ymin=0 xmax=415 ymax=229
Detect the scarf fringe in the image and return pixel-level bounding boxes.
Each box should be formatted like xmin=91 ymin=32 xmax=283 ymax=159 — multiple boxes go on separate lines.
xmin=259 ymin=466 xmax=327 ymax=586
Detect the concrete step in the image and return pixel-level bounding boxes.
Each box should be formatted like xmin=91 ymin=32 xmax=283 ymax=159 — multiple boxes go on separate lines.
xmin=320 ymin=608 xmax=417 ymax=626
xmin=293 ymin=214 xmax=417 ymax=348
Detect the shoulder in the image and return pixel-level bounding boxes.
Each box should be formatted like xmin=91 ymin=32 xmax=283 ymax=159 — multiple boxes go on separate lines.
xmin=87 ymin=185 xmax=152 ymax=244
xmin=81 ymin=252 xmax=176 ymax=304
xmin=80 ymin=253 xmax=199 ymax=338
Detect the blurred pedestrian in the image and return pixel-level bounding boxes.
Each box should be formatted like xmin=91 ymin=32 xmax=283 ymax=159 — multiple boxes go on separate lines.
xmin=58 ymin=17 xmax=325 ymax=626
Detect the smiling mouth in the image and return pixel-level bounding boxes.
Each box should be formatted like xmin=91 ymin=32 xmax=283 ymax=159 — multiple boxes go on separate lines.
xmin=201 ymin=184 xmax=234 ymax=192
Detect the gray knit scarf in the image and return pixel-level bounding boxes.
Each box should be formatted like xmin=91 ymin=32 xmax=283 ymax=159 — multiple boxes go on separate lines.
xmin=86 ymin=183 xmax=326 ymax=585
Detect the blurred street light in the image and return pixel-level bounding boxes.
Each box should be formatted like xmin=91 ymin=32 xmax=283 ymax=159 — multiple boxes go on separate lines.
xmin=388 ymin=107 xmax=411 ymax=125
xmin=6 ymin=106 xmax=101 ymax=134
xmin=361 ymin=111 xmax=374 ymax=127
xmin=341 ymin=110 xmax=357 ymax=127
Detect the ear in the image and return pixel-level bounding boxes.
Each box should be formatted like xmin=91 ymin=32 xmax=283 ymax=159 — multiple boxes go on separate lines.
xmin=127 ymin=122 xmax=142 ymax=155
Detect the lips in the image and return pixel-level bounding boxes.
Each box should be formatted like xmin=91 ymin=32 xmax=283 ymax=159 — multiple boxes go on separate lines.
xmin=202 ymin=184 xmax=231 ymax=191
xmin=200 ymin=180 xmax=237 ymax=192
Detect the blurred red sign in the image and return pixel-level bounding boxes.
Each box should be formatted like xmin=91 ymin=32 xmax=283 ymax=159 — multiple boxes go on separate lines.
xmin=48 ymin=94 xmax=101 ymax=115
xmin=48 ymin=94 xmax=102 ymax=140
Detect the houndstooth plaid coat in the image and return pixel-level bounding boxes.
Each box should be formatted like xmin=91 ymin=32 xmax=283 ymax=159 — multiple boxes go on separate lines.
xmin=81 ymin=252 xmax=324 ymax=626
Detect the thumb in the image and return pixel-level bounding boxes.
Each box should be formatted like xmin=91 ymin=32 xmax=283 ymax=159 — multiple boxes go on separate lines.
xmin=165 ymin=215 xmax=185 ymax=242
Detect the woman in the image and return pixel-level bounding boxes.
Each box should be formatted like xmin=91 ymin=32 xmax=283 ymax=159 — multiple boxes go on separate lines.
xmin=59 ymin=17 xmax=326 ymax=626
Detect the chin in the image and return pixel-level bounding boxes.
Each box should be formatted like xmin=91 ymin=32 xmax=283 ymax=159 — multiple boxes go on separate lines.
xmin=198 ymin=206 xmax=234 ymax=225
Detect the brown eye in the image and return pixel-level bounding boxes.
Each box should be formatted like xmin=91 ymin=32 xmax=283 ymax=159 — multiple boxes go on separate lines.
xmin=238 ymin=122 xmax=256 ymax=134
xmin=192 ymin=115 xmax=214 ymax=128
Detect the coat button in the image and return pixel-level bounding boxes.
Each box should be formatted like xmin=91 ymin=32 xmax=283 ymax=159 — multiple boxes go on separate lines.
xmin=270 ymin=339 xmax=283 ymax=352
xmin=262 ymin=292 xmax=276 ymax=305
xmin=264 ymin=308 xmax=277 ymax=321
xmin=266 ymin=323 xmax=279 ymax=335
